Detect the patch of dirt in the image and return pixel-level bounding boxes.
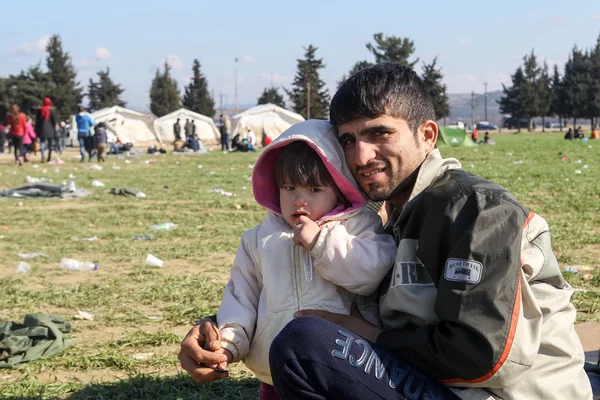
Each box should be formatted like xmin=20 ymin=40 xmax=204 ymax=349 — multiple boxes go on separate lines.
xmin=35 ymin=369 xmax=126 ymax=385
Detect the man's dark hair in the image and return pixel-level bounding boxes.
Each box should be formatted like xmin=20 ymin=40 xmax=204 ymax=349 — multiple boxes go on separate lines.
xmin=330 ymin=63 xmax=436 ymax=134
xmin=274 ymin=141 xmax=348 ymax=205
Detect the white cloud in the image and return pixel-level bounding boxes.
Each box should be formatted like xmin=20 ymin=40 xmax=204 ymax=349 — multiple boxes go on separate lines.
xmin=164 ymin=54 xmax=184 ymax=71
xmin=5 ymin=35 xmax=50 ymax=55
xmin=454 ymin=73 xmax=477 ymax=84
xmin=594 ymin=13 xmax=600 ymax=22
xmin=459 ymin=37 xmax=471 ymax=45
xmin=242 ymin=55 xmax=255 ymax=64
xmin=485 ymin=70 xmax=511 ymax=90
xmin=95 ymin=47 xmax=111 ymax=60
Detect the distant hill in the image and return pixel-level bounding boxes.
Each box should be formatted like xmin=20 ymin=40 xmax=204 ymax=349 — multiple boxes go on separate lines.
xmin=447 ymin=90 xmax=503 ymax=125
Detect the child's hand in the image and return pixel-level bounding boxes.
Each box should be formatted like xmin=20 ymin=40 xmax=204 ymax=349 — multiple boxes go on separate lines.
xmin=213 ymin=348 xmax=233 ymax=371
xmin=293 ymin=215 xmax=321 ymax=250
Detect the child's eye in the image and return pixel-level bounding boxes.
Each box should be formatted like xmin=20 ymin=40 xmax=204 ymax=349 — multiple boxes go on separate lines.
xmin=310 ymin=188 xmax=322 ymax=193
xmin=283 ymin=186 xmax=295 ymax=191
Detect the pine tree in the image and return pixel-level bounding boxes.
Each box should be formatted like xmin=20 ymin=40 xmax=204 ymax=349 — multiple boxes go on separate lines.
xmin=45 ymin=34 xmax=83 ymax=120
xmin=588 ymin=34 xmax=600 ymax=128
xmin=87 ymin=67 xmax=126 ymax=112
xmin=0 ymin=64 xmax=52 ymax=119
xmin=149 ymin=62 xmax=181 ymax=117
xmin=521 ymin=51 xmax=541 ymax=131
xmin=550 ymin=64 xmax=566 ymax=131
xmin=562 ymin=46 xmax=589 ymax=128
xmin=285 ymin=45 xmax=330 ymax=119
xmin=366 ymin=33 xmax=419 ymax=67
xmin=257 ymin=87 xmax=285 ymax=108
xmin=421 ymin=57 xmax=449 ymax=121
xmin=182 ymin=59 xmax=215 ymax=117
xmin=337 ymin=60 xmax=374 ymax=88
xmin=537 ymin=62 xmax=552 ymax=132
xmin=499 ymin=67 xmax=527 ymax=132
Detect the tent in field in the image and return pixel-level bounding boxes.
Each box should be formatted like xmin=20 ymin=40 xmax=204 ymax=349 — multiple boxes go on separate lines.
xmin=232 ymin=103 xmax=305 ymax=139
xmin=154 ymin=108 xmax=220 ymax=144
xmin=89 ymin=106 xmax=159 ymax=144
xmin=437 ymin=127 xmax=475 ymax=147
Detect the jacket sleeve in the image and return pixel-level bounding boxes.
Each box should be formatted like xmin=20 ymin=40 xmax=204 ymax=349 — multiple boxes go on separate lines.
xmin=34 ymin=111 xmax=42 ymax=135
xmin=216 ymin=231 xmax=262 ymax=362
xmin=376 ymin=192 xmax=535 ymax=387
xmin=311 ymin=211 xmax=396 ymax=296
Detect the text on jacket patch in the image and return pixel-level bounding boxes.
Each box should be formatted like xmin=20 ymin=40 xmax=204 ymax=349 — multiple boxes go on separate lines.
xmin=390 ymin=261 xmax=434 ymax=287
xmin=444 ymin=258 xmax=483 ymax=284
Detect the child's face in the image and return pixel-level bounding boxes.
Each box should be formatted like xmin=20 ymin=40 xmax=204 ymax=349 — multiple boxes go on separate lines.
xmin=279 ymin=182 xmax=339 ymax=227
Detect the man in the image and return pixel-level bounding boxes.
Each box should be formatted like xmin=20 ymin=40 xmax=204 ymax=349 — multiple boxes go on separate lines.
xmin=184 ymin=119 xmax=192 ymax=140
xmin=219 ymin=114 xmax=231 ymax=152
xmin=179 ymin=64 xmax=591 ymax=399
xmin=174 ymin=118 xmax=182 ymax=141
xmin=75 ymin=106 xmax=95 ymax=162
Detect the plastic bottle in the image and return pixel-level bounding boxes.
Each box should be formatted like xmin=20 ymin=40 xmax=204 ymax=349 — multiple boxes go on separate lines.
xmin=60 ymin=258 xmax=98 ymax=271
xmin=68 ymin=176 xmax=77 ymax=192
xmin=148 ymin=222 xmax=177 ymax=230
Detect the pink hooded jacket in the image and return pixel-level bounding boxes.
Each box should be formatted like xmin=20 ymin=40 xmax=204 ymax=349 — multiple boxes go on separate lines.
xmin=217 ymin=120 xmax=397 ymax=384
xmin=23 ymin=122 xmax=36 ymax=145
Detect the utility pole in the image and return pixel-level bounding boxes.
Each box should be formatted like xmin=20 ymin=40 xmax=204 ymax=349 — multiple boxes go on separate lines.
xmin=234 ymin=58 xmax=239 ymax=114
xmin=471 ymin=91 xmax=476 ymax=129
xmin=307 ymin=81 xmax=311 ymax=119
xmin=483 ymin=82 xmax=488 ymax=122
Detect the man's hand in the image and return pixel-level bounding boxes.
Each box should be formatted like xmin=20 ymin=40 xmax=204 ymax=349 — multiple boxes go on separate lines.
xmin=178 ymin=319 xmax=230 ymax=383
xmin=293 ymin=215 xmax=321 ymax=250
xmin=295 ymin=304 xmax=383 ymax=343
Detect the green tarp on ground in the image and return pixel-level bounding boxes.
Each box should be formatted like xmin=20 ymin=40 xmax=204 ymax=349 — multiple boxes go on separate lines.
xmin=438 ymin=127 xmax=475 ymax=147
xmin=0 ymin=313 xmax=72 ymax=368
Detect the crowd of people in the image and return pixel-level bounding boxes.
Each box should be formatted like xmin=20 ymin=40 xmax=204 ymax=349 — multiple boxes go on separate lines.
xmin=0 ymin=99 xmax=69 ymax=165
xmin=565 ymin=126 xmax=600 ymax=140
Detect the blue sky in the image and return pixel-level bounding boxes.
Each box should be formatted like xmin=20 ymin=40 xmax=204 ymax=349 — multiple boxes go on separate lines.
xmin=2 ymin=0 xmax=600 ymax=112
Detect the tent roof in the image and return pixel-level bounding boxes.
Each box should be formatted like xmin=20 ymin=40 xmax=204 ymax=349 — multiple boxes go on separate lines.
xmin=233 ymin=103 xmax=304 ymax=122
xmin=156 ymin=108 xmax=216 ymax=124
xmin=91 ymin=106 xmax=151 ymax=120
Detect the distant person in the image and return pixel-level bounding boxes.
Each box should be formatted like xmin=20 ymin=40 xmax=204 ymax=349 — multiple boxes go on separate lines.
xmin=75 ymin=106 xmax=95 ymax=162
xmin=6 ymin=104 xmax=27 ymax=165
xmin=174 ymin=118 xmax=182 ymax=141
xmin=0 ymin=123 xmax=6 ymax=154
xmin=246 ymin=128 xmax=256 ymax=147
xmin=184 ymin=119 xmax=192 ymax=139
xmin=574 ymin=126 xmax=583 ymax=139
xmin=94 ymin=122 xmax=108 ymax=162
xmin=35 ymin=97 xmax=58 ymax=163
xmin=219 ymin=114 xmax=231 ymax=152
xmin=471 ymin=128 xmax=478 ymax=143
xmin=230 ymin=132 xmax=241 ymax=151
xmin=56 ymin=121 xmax=67 ymax=155
xmin=564 ymin=128 xmax=574 ymax=140
xmin=22 ymin=117 xmax=37 ymax=162
xmin=484 ymin=131 xmax=490 ymax=144
xmin=591 ymin=127 xmax=599 ymax=140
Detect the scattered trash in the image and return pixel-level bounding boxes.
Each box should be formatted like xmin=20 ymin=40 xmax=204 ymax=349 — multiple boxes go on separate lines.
xmin=42 ymin=169 xmax=47 ymax=174
xmin=583 ymin=165 xmax=589 ymax=169
xmin=143 ymin=314 xmax=162 ymax=321
xmin=583 ymin=273 xmax=594 ymax=281
xmin=132 ymin=352 xmax=154 ymax=361
xmin=148 ymin=222 xmax=177 ymax=230
xmin=513 ymin=160 xmax=523 ymax=164
xmin=210 ymin=188 xmax=234 ymax=197
xmin=125 ymin=160 xmax=132 ymax=164
xmin=469 ymin=164 xmax=475 ymax=168
xmin=48 ymin=159 xmax=65 ymax=165
xmin=68 ymin=176 xmax=77 ymax=192
xmin=14 ymin=262 xmax=30 ymax=274
xmin=89 ymin=164 xmax=103 ymax=171
xmin=248 ymin=164 xmax=254 ymax=169
xmin=19 ymin=252 xmax=48 ymax=260
xmin=565 ymin=178 xmax=570 ymax=182
xmin=54 ymin=168 xmax=60 ymax=173
xmin=60 ymin=258 xmax=98 ymax=271
xmin=561 ymin=156 xmax=568 ymax=161
xmin=91 ymin=180 xmax=105 ymax=187
xmin=241 ymin=186 xmax=247 ymax=190
xmin=562 ymin=265 xmax=593 ymax=274
xmin=576 ymin=160 xmax=582 ymax=164
xmin=73 ymin=311 xmax=94 ymax=321
xmin=145 ymin=254 xmax=164 ymax=268
xmin=575 ymin=170 xmax=582 ymax=174
xmin=133 ymin=235 xmax=153 ymax=241
xmin=110 ymin=188 xmax=146 ymax=198
xmin=33 ymin=165 xmax=39 ymax=169
xmin=163 ymin=185 xmax=169 ymax=189
xmin=506 ymin=152 xmax=513 ymax=156
xmin=112 ymin=166 xmax=121 ymax=170
xmin=197 ymin=164 xmax=203 ymax=169
xmin=234 ymin=204 xmax=241 ymax=209
xmin=210 ymin=171 xmax=215 ymax=175
xmin=71 ymin=236 xmax=97 ymax=242
xmin=26 ymin=176 xmax=53 ymax=184
xmin=17 ymin=202 xmax=23 ymax=207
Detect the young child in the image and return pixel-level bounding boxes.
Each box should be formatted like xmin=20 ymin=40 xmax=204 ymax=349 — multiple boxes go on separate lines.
xmin=94 ymin=122 xmax=108 ymax=162
xmin=216 ymin=120 xmax=397 ymax=398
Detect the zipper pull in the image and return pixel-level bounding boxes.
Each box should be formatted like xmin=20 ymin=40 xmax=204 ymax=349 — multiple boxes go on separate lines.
xmin=303 ymin=247 xmax=313 ymax=282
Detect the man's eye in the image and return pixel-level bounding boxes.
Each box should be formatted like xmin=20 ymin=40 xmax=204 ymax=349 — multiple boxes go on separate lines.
xmin=342 ymin=138 xmax=355 ymax=147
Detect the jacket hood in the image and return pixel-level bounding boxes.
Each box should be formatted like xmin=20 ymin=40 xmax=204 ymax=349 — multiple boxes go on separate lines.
xmin=252 ymin=120 xmax=365 ymax=220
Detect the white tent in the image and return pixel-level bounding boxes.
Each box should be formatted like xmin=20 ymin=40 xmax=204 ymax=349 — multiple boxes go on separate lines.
xmin=232 ymin=103 xmax=305 ymax=139
xmin=154 ymin=108 xmax=220 ymax=144
xmin=90 ymin=106 xmax=159 ymax=144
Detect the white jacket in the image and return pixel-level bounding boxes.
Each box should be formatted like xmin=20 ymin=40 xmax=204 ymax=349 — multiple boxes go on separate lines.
xmin=217 ymin=120 xmax=397 ymax=384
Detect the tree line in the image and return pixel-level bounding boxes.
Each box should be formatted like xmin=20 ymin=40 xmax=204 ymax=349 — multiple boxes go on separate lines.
xmin=499 ymin=32 xmax=600 ymax=132
xmin=1 ymin=33 xmax=451 ymax=122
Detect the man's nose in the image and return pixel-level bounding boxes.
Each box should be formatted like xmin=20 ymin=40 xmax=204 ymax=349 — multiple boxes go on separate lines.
xmin=354 ymin=140 xmax=377 ymax=166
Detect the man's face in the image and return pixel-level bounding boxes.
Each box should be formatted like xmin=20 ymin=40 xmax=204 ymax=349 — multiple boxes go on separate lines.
xmin=337 ymin=115 xmax=433 ymax=203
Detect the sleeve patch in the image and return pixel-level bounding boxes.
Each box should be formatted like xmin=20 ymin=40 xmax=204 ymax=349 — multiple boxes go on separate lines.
xmin=444 ymin=258 xmax=483 ymax=284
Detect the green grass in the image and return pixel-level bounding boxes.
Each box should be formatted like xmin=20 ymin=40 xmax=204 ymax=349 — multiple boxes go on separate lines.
xmin=0 ymin=132 xmax=598 ymax=399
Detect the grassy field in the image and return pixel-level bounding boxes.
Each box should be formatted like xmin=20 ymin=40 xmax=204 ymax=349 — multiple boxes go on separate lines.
xmin=0 ymin=132 xmax=598 ymax=399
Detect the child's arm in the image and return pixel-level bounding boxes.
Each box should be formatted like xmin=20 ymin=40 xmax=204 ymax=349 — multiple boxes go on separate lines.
xmin=216 ymin=232 xmax=262 ymax=363
xmin=311 ymin=211 xmax=396 ymax=296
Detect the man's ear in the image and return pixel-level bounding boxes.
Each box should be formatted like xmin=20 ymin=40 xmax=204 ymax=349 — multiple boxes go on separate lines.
xmin=419 ymin=120 xmax=438 ymax=152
